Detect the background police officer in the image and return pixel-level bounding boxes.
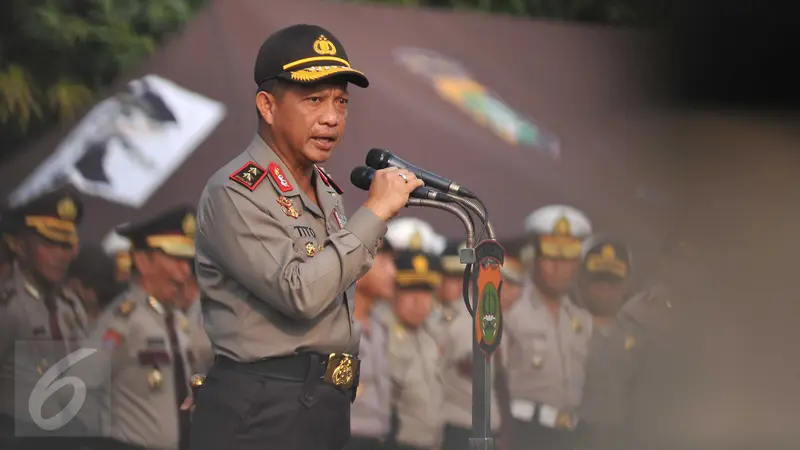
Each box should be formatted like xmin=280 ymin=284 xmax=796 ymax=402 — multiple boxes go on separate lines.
xmin=576 ymin=236 xmax=640 ymax=450
xmin=190 ymin=24 xmax=422 ymax=450
xmin=74 ymin=206 xmax=197 ymax=450
xmin=347 ymin=238 xmax=396 ymax=450
xmin=504 ymin=205 xmax=593 ymax=450
xmin=0 ymin=187 xmax=87 ymax=450
xmin=373 ymin=249 xmax=443 ymax=450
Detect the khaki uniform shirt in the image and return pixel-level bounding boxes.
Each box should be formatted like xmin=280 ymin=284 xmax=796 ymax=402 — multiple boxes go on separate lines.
xmin=195 ymin=135 xmax=386 ymax=361
xmin=374 ymin=303 xmax=444 ymax=449
xmin=578 ymin=319 xmax=641 ymax=426
xmin=350 ymin=312 xmax=392 ymax=439
xmin=503 ymin=281 xmax=593 ymax=419
xmin=439 ymin=303 xmax=502 ymax=431
xmin=72 ymin=285 xmax=194 ymax=450
xmin=619 ymin=285 xmax=677 ymax=339
xmin=185 ymin=298 xmax=214 ymax=374
xmin=0 ymin=264 xmax=87 ymax=422
xmin=424 ymin=300 xmax=459 ymax=345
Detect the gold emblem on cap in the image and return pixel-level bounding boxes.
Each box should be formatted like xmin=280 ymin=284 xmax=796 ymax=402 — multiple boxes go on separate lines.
xmin=531 ymin=355 xmax=544 ymax=369
xmin=305 ymin=242 xmax=316 ymax=257
xmin=313 ymin=35 xmax=337 ymax=56
xmin=148 ymin=369 xmax=163 ymax=390
xmin=409 ymin=232 xmax=423 ymax=250
xmin=600 ymin=244 xmax=616 ymax=260
xmin=57 ymin=197 xmax=77 ymax=221
xmin=553 ymin=216 xmax=571 ymax=236
xmin=182 ymin=213 xmax=196 ymax=237
xmin=412 ymin=254 xmax=429 ymax=273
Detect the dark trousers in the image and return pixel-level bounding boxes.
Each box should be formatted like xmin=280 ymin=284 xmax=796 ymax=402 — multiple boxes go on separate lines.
xmin=575 ymin=423 xmax=627 ymax=450
xmin=0 ymin=414 xmax=87 ymax=450
xmin=442 ymin=424 xmax=472 ymax=450
xmin=83 ymin=437 xmax=146 ymax=450
xmin=189 ymin=357 xmax=352 ymax=450
xmin=509 ymin=418 xmax=577 ymax=450
xmin=344 ymin=436 xmax=385 ymax=450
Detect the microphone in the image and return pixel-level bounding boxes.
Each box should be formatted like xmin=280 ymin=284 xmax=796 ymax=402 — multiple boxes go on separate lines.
xmin=350 ymin=166 xmax=453 ymax=203
xmin=366 ymin=148 xmax=477 ymax=199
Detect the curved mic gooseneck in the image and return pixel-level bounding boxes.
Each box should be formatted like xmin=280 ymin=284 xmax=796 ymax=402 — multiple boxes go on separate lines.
xmin=445 ymin=194 xmax=495 ymax=239
xmin=406 ymin=199 xmax=475 ymax=248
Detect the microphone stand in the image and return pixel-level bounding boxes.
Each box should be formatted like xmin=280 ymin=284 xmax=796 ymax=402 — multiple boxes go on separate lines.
xmin=408 ymin=196 xmax=505 ymax=450
xmin=406 ymin=199 xmax=475 ymax=246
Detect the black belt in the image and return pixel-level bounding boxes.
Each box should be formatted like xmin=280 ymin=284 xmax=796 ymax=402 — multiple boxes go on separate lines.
xmin=215 ymin=353 xmax=360 ymax=399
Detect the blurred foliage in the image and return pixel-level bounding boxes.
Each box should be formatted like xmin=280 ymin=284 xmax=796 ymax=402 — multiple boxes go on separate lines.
xmin=347 ymin=0 xmax=662 ymax=26
xmin=0 ymin=0 xmax=208 ymax=161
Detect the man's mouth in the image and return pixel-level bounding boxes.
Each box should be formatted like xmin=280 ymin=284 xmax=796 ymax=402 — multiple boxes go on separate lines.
xmin=311 ymin=136 xmax=336 ymax=149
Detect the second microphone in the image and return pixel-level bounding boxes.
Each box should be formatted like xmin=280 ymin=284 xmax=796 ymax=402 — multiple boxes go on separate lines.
xmin=350 ymin=166 xmax=454 ymax=202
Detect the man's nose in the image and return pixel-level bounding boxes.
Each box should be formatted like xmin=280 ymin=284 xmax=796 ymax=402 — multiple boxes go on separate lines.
xmin=318 ymin=101 xmax=340 ymax=127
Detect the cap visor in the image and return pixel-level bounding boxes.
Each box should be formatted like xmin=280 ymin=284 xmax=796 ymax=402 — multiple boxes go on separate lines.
xmin=284 ymin=66 xmax=369 ymax=88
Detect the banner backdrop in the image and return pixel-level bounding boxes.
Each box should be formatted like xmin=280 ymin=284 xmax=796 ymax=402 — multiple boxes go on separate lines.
xmin=8 ymin=75 xmax=225 ymax=209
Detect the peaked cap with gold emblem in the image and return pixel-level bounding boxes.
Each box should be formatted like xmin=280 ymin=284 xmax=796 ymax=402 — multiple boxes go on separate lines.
xmin=581 ymin=234 xmax=632 ymax=280
xmin=523 ymin=205 xmax=592 ymax=260
xmin=254 ymin=24 xmax=369 ymax=89
xmin=116 ymin=205 xmax=196 ymax=259
xmin=395 ymin=250 xmax=442 ymax=291
xmin=2 ymin=186 xmax=83 ymax=245
xmin=384 ymin=217 xmax=446 ymax=255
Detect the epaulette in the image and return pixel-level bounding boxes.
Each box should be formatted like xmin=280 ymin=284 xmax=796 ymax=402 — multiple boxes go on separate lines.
xmin=115 ymin=299 xmax=136 ymax=317
xmin=230 ymin=162 xmax=268 ymax=191
xmin=316 ymin=166 xmax=344 ymax=195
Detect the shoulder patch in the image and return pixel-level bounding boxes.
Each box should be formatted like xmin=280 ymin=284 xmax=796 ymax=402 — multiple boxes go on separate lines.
xmin=230 ymin=162 xmax=268 ymax=191
xmin=318 ymin=166 xmax=344 ymax=195
xmin=102 ymin=329 xmax=124 ymax=350
xmin=116 ymin=299 xmax=136 ymax=317
xmin=268 ymin=162 xmax=293 ymax=193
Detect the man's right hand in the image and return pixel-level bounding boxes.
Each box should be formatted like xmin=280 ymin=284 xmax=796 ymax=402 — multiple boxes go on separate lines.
xmin=363 ymin=167 xmax=424 ymax=221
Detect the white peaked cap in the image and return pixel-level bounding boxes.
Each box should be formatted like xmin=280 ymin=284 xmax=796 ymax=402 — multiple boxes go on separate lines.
xmin=385 ymin=217 xmax=446 ymax=255
xmin=102 ymin=227 xmax=132 ymax=255
xmin=524 ymin=205 xmax=592 ymax=238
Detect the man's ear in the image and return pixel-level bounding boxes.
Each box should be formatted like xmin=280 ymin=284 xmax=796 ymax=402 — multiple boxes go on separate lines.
xmin=256 ymin=91 xmax=278 ymax=126
xmin=131 ymin=251 xmax=151 ymax=275
xmin=3 ymin=234 xmax=24 ymax=258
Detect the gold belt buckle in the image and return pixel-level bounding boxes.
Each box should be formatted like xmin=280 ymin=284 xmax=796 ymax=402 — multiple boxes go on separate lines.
xmin=554 ymin=411 xmax=574 ymax=430
xmin=323 ymin=353 xmax=356 ymax=388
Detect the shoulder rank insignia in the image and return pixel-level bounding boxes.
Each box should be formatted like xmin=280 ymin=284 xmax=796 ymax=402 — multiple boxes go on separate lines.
xmin=116 ymin=299 xmax=136 ymax=317
xmin=571 ymin=316 xmax=582 ymax=333
xmin=102 ymin=329 xmax=124 ymax=350
xmin=624 ymin=334 xmax=637 ymax=351
xmin=317 ymin=166 xmax=344 ymax=195
xmin=230 ymin=162 xmax=268 ymax=191
xmin=268 ymin=162 xmax=293 ymax=193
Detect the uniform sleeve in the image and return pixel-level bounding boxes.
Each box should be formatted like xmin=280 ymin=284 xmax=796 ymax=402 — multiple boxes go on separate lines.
xmin=69 ymin=313 xmax=130 ymax=389
xmin=0 ymin=305 xmax=18 ymax=360
xmin=198 ymin=184 xmax=387 ymax=320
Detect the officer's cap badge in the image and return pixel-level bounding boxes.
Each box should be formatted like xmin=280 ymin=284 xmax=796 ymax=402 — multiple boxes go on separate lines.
xmin=57 ymin=197 xmax=78 ymax=221
xmin=313 ymin=35 xmax=337 ymax=56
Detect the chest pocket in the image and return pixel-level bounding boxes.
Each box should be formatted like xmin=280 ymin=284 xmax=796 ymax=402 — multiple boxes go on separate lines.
xmin=518 ymin=330 xmax=548 ymax=370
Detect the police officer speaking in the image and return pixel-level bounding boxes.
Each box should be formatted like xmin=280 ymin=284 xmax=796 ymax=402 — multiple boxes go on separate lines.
xmin=190 ymin=24 xmax=423 ymax=450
